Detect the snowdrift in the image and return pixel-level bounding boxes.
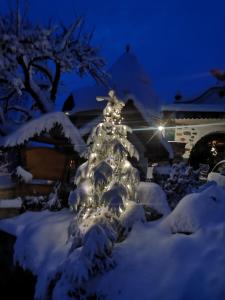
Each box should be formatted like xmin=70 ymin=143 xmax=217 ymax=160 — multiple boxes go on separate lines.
xmin=137 ymin=181 xmax=170 ymax=215
xmin=163 ymin=185 xmax=225 ymax=234
xmin=1 ymin=185 xmax=225 ymax=299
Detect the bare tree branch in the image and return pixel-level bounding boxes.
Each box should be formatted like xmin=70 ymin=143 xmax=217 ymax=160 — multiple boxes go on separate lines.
xmin=18 ymin=55 xmax=53 ymax=113
xmin=31 ymin=62 xmax=53 ymax=83
xmin=0 ymin=90 xmax=16 ymax=101
xmin=0 ymin=10 xmax=107 ymax=122
xmin=7 ymin=105 xmax=32 ymax=118
xmin=50 ymin=62 xmax=61 ymax=102
xmin=58 ymin=17 xmax=82 ymax=51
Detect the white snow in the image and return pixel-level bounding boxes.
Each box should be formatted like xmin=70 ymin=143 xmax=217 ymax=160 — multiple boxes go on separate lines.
xmin=0 ymin=210 xmax=73 ymax=300
xmin=95 ymin=221 xmax=225 ymax=300
xmin=0 ymin=112 xmax=86 ymax=154
xmin=0 ymin=197 xmax=22 ymax=208
xmin=163 ymin=86 xmax=225 ymax=106
xmin=162 ymin=185 xmax=225 ymax=233
xmin=1 ymin=185 xmax=225 ymax=299
xmin=207 ymin=172 xmax=225 ymax=187
xmin=137 ymin=181 xmax=170 ymax=215
xmin=162 ymin=103 xmax=225 ymax=112
xmin=16 ymin=166 xmax=33 ymax=183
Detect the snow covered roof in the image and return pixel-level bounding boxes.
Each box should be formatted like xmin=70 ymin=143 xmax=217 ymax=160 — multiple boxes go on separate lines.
xmin=0 ymin=112 xmax=86 ymax=154
xmin=76 ymin=97 xmax=157 ymax=133
xmin=161 ymin=86 xmax=225 ymax=120
xmin=162 ymin=104 xmax=225 ymax=112
xmin=69 ymin=52 xmax=160 ymax=117
xmin=174 ymin=86 xmax=225 ymax=105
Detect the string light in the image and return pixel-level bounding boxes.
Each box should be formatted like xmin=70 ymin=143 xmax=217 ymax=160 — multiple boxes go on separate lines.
xmin=70 ymin=90 xmax=140 ymax=220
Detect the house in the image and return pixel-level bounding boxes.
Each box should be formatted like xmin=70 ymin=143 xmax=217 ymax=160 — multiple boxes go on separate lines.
xmin=0 ymin=112 xmax=86 ymax=199
xmin=161 ymin=85 xmax=225 ymax=168
xmin=63 ymin=49 xmax=173 ymax=176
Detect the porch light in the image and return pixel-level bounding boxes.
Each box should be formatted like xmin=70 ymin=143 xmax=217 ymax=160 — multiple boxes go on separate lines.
xmin=158 ymin=125 xmax=164 ymax=131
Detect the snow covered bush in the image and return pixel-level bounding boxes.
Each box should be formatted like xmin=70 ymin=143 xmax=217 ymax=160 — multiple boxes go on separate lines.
xmin=22 ymin=182 xmax=62 ymax=211
xmin=163 ymin=185 xmax=225 ymax=234
xmin=0 ymin=7 xmax=107 ymax=128
xmin=50 ymin=90 xmax=145 ymax=298
xmin=14 ymin=166 xmax=33 ymax=183
xmin=137 ymin=182 xmax=170 ymax=220
xmin=22 ymin=195 xmax=48 ymax=211
xmin=163 ymin=162 xmax=201 ymax=209
xmin=46 ymin=183 xmax=62 ymax=210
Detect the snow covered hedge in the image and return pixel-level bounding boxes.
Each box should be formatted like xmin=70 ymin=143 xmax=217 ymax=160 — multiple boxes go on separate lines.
xmin=163 ymin=162 xmax=201 ymax=208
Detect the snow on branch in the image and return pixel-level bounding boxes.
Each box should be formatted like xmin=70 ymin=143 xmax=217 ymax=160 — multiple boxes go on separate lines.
xmin=0 ymin=10 xmax=107 ymax=118
xmin=15 ymin=166 xmax=33 ymax=183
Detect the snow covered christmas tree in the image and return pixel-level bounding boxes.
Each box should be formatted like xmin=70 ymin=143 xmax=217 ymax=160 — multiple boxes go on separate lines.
xmin=70 ymin=90 xmax=140 ymax=218
xmin=63 ymin=90 xmax=144 ymax=298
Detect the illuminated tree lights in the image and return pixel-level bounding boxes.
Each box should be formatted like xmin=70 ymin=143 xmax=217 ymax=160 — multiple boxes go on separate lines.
xmin=70 ymin=90 xmax=140 ymax=216
xmin=67 ymin=90 xmax=144 ymax=295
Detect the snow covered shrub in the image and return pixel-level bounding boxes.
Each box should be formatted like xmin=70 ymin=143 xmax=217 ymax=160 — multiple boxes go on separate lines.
xmin=137 ymin=182 xmax=170 ymax=221
xmin=22 ymin=182 xmax=62 ymax=211
xmin=51 ymin=91 xmax=145 ymax=298
xmin=163 ymin=185 xmax=225 ymax=234
xmin=22 ymin=195 xmax=48 ymax=211
xmin=163 ymin=162 xmax=201 ymax=209
xmin=46 ymin=182 xmax=62 ymax=211
xmin=13 ymin=166 xmax=33 ymax=183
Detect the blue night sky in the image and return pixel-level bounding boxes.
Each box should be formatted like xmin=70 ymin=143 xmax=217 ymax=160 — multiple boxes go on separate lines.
xmin=1 ymin=0 xmax=225 ymax=105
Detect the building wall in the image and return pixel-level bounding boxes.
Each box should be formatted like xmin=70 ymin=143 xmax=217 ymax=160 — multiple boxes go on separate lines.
xmin=173 ymin=121 xmax=225 ymax=158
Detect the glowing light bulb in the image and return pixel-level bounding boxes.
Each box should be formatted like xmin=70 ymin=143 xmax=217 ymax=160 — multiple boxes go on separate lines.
xmin=158 ymin=125 xmax=164 ymax=131
xmin=123 ymin=161 xmax=130 ymax=168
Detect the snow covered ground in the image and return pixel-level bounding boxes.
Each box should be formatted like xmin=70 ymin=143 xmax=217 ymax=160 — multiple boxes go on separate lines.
xmin=1 ymin=184 xmax=225 ymax=299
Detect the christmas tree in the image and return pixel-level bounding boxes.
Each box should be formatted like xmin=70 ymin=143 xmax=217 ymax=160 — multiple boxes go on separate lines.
xmin=70 ymin=90 xmax=140 ymax=217
xmin=66 ymin=90 xmax=144 ymax=297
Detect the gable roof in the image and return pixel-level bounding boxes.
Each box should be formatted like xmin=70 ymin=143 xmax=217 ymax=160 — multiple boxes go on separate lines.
xmin=68 ymin=52 xmax=160 ymax=117
xmin=162 ymin=86 xmax=225 ymax=119
xmin=0 ymin=112 xmax=86 ymax=154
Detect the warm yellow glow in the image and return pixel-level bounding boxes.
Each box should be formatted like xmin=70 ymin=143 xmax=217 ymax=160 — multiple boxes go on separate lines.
xmin=123 ymin=161 xmax=130 ymax=168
